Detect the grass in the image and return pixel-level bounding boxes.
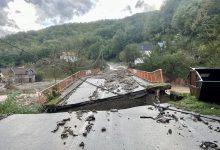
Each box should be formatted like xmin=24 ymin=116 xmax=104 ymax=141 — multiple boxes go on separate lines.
xmin=45 ymin=97 xmax=62 ymax=105
xmin=169 ymin=94 xmax=220 ymax=116
xmin=0 ymin=93 xmax=44 ymax=114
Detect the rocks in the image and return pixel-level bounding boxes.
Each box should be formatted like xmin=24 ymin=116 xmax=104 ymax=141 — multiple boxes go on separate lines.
xmin=85 ymin=123 xmax=94 ymax=133
xmin=61 ymin=127 xmax=77 ymax=139
xmin=101 ymin=127 xmax=106 ymax=132
xmin=140 ymin=116 xmax=155 ymax=120
xmin=214 ymin=127 xmax=220 ymax=132
xmin=0 ymin=114 xmax=8 ymax=121
xmin=76 ymin=110 xmax=89 ymax=120
xmin=86 ymin=115 xmax=95 ymax=122
xmin=167 ymin=129 xmax=172 ymax=134
xmin=79 ymin=142 xmax=85 ymax=149
xmin=110 ymin=109 xmax=118 ymax=112
xmin=148 ymin=106 xmax=154 ymax=110
xmin=51 ymin=118 xmax=71 ymax=133
xmin=156 ymin=117 xmax=172 ymax=124
xmin=200 ymin=141 xmax=219 ymax=149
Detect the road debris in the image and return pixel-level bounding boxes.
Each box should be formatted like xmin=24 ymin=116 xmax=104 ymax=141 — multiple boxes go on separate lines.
xmin=156 ymin=116 xmax=172 ymax=124
xmin=214 ymin=127 xmax=220 ymax=132
xmin=193 ymin=115 xmax=209 ymax=125
xmin=79 ymin=142 xmax=85 ymax=149
xmin=140 ymin=116 xmax=155 ymax=120
xmin=61 ymin=127 xmax=77 ymax=139
xmin=148 ymin=106 xmax=154 ymax=110
xmin=200 ymin=141 xmax=219 ymax=149
xmin=101 ymin=127 xmax=106 ymax=132
xmin=86 ymin=114 xmax=95 ymax=122
xmin=51 ymin=118 xmax=71 ymax=133
xmin=76 ymin=110 xmax=89 ymax=120
xmin=167 ymin=129 xmax=172 ymax=134
xmin=85 ymin=123 xmax=94 ymax=133
xmin=110 ymin=109 xmax=118 ymax=112
xmin=0 ymin=115 xmax=8 ymax=121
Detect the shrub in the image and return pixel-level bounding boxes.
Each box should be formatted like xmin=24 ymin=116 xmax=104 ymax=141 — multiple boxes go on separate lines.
xmin=0 ymin=93 xmax=44 ymax=114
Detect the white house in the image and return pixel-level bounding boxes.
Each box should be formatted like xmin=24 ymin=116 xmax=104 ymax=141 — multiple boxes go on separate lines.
xmin=134 ymin=43 xmax=153 ymax=65
xmin=60 ymin=52 xmax=78 ymax=62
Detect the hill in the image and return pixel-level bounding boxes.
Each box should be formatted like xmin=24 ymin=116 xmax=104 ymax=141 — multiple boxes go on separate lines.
xmin=0 ymin=0 xmax=220 ymax=79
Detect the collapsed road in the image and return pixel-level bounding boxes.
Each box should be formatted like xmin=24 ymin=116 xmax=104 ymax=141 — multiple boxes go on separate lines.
xmin=48 ymin=64 xmax=169 ymax=112
xmin=0 ymin=64 xmax=220 ymax=150
xmin=0 ymin=105 xmax=220 ymax=150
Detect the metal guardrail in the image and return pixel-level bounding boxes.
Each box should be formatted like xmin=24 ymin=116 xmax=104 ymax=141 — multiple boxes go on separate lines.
xmin=128 ymin=68 xmax=164 ymax=83
xmin=38 ymin=69 xmax=100 ymax=103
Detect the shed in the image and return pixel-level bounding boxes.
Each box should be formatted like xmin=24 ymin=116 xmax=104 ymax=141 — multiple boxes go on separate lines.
xmin=187 ymin=68 xmax=220 ymax=103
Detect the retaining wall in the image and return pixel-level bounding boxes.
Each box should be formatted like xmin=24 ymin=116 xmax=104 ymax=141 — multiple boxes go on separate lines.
xmin=38 ymin=69 xmax=100 ymax=103
xmin=128 ymin=68 xmax=164 ymax=83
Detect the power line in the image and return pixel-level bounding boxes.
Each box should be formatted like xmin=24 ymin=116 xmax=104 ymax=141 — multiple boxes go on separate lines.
xmin=0 ymin=38 xmax=103 ymax=71
xmin=0 ymin=39 xmax=38 ymax=60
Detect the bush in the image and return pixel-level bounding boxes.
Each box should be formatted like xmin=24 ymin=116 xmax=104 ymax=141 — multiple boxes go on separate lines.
xmin=35 ymin=72 xmax=44 ymax=82
xmin=0 ymin=93 xmax=44 ymax=114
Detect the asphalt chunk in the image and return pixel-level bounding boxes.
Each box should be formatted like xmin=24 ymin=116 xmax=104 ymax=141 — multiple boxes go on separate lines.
xmin=86 ymin=115 xmax=95 ymax=122
xmin=101 ymin=127 xmax=107 ymax=132
xmin=200 ymin=141 xmax=219 ymax=149
xmin=79 ymin=142 xmax=85 ymax=149
xmin=167 ymin=129 xmax=172 ymax=135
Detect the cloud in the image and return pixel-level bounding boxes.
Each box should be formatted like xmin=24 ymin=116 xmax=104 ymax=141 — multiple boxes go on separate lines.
xmin=24 ymin=0 xmax=97 ymax=24
xmin=135 ymin=0 xmax=156 ymax=12
xmin=0 ymin=27 xmax=13 ymax=38
xmin=135 ymin=0 xmax=144 ymax=8
xmin=0 ymin=0 xmax=18 ymax=28
xmin=123 ymin=5 xmax=132 ymax=14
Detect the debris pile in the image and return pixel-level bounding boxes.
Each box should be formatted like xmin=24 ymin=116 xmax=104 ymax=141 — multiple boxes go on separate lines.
xmin=97 ymin=69 xmax=140 ymax=93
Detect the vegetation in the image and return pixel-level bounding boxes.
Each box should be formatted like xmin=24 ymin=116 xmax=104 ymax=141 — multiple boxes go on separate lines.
xmin=0 ymin=93 xmax=44 ymax=114
xmin=0 ymin=0 xmax=219 ymax=80
xmin=170 ymin=94 xmax=220 ymax=116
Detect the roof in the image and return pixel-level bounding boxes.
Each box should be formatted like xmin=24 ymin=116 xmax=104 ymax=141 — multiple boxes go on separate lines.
xmin=137 ymin=43 xmax=153 ymax=51
xmin=61 ymin=52 xmax=77 ymax=56
xmin=11 ymin=67 xmax=36 ymax=75
xmin=0 ymin=68 xmax=9 ymax=74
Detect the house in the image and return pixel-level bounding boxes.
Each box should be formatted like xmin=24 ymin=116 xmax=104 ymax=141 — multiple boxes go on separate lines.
xmin=158 ymin=41 xmax=166 ymax=49
xmin=10 ymin=67 xmax=36 ymax=83
xmin=134 ymin=43 xmax=153 ymax=65
xmin=0 ymin=68 xmax=9 ymax=82
xmin=137 ymin=43 xmax=153 ymax=56
xmin=60 ymin=52 xmax=78 ymax=62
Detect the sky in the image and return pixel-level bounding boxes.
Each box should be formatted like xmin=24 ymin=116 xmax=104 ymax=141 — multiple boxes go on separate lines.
xmin=0 ymin=0 xmax=165 ymax=37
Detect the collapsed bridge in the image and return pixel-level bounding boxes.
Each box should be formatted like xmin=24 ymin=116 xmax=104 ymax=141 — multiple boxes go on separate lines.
xmin=38 ymin=65 xmax=170 ymax=112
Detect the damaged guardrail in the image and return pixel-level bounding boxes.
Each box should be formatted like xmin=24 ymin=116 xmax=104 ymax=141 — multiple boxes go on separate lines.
xmin=38 ymin=69 xmax=100 ymax=103
xmin=128 ymin=68 xmax=164 ymax=83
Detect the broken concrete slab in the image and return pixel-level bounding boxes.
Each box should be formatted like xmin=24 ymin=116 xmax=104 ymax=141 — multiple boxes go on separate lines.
xmin=0 ymin=106 xmax=220 ymax=150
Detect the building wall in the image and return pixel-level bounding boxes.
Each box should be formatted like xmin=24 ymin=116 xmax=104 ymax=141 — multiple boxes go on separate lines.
xmin=14 ymin=75 xmax=35 ymax=83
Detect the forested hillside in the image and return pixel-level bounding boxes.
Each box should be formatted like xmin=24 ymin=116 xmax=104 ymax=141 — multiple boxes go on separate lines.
xmin=0 ymin=0 xmax=219 ymax=79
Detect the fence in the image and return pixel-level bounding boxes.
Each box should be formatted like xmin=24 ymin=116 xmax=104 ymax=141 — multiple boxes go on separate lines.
xmin=38 ymin=69 xmax=100 ymax=103
xmin=128 ymin=68 xmax=164 ymax=83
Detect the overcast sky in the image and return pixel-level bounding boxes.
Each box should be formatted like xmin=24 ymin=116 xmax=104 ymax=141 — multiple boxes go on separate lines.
xmin=0 ymin=0 xmax=165 ymax=37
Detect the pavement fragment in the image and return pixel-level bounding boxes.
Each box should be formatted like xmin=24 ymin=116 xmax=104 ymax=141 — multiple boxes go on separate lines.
xmin=86 ymin=115 xmax=95 ymax=122
xmin=79 ymin=142 xmax=85 ymax=149
xmin=51 ymin=118 xmax=71 ymax=133
xmin=200 ymin=141 xmax=219 ymax=150
xmin=110 ymin=109 xmax=118 ymax=112
xmin=101 ymin=127 xmax=106 ymax=132
xmin=167 ymin=129 xmax=172 ymax=135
